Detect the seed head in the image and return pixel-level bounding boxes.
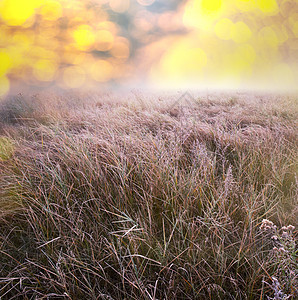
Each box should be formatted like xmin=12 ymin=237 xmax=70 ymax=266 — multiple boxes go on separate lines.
xmin=260 ymin=219 xmax=277 ymax=232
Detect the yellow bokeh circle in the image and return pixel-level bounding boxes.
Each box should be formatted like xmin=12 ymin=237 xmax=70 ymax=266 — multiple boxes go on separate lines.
xmin=214 ymin=18 xmax=233 ymax=40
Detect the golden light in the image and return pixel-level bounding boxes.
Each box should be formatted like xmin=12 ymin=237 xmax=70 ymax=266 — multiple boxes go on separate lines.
xmin=0 ymin=51 xmax=12 ymax=77
xmin=91 ymin=60 xmax=113 ymax=82
xmin=62 ymin=66 xmax=85 ymax=88
xmin=225 ymin=44 xmax=256 ymax=77
xmin=40 ymin=0 xmax=63 ymax=21
xmin=0 ymin=0 xmax=42 ymax=26
xmin=214 ymin=18 xmax=233 ymax=40
xmin=110 ymin=38 xmax=130 ymax=60
xmin=95 ymin=30 xmax=114 ymax=51
xmin=257 ymin=0 xmax=279 ymax=15
xmin=183 ymin=0 xmax=229 ymax=31
xmin=73 ymin=25 xmax=95 ymax=51
xmin=231 ymin=22 xmax=252 ymax=43
xmin=236 ymin=0 xmax=257 ymax=12
xmin=272 ymin=63 xmax=295 ymax=86
xmin=201 ymin=0 xmax=222 ymax=12
xmin=158 ymin=39 xmax=208 ymax=82
xmin=33 ymin=59 xmax=57 ymax=82
xmin=148 ymin=0 xmax=298 ymax=89
xmin=272 ymin=24 xmax=288 ymax=43
xmin=292 ymin=20 xmax=298 ymax=37
xmin=12 ymin=32 xmax=34 ymax=50
xmin=0 ymin=76 xmax=10 ymax=96
xmin=259 ymin=26 xmax=280 ymax=48
xmin=0 ymin=0 xmax=297 ymax=92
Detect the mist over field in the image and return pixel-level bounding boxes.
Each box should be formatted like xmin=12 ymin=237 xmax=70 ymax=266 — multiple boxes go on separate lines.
xmin=0 ymin=0 xmax=298 ymax=299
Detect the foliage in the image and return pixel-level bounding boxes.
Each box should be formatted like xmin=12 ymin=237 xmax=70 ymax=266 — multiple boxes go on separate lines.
xmin=0 ymin=92 xmax=297 ymax=299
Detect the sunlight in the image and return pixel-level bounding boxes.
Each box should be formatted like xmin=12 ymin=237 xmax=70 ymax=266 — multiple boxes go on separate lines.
xmin=0 ymin=75 xmax=10 ymax=96
xmin=0 ymin=51 xmax=11 ymax=77
xmin=257 ymin=0 xmax=279 ymax=14
xmin=0 ymin=0 xmax=42 ymax=26
xmin=231 ymin=22 xmax=252 ymax=43
xmin=73 ymin=25 xmax=95 ymax=51
xmin=214 ymin=18 xmax=234 ymax=40
xmin=40 ymin=0 xmax=63 ymax=21
xmin=62 ymin=65 xmax=85 ymax=88
xmin=33 ymin=59 xmax=57 ymax=82
xmin=201 ymin=0 xmax=222 ymax=12
xmin=91 ymin=59 xmax=113 ymax=82
xmin=0 ymin=0 xmax=297 ymax=93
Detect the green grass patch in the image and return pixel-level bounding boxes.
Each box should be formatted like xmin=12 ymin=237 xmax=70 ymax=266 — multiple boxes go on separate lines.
xmin=0 ymin=136 xmax=15 ymax=161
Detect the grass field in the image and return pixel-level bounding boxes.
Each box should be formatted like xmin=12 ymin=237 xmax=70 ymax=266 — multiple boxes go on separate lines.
xmin=0 ymin=91 xmax=297 ymax=299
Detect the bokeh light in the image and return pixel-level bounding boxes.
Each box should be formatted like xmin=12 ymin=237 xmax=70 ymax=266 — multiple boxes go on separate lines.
xmin=91 ymin=59 xmax=114 ymax=82
xmin=73 ymin=25 xmax=95 ymax=51
xmin=95 ymin=30 xmax=114 ymax=51
xmin=0 ymin=0 xmax=297 ymax=95
xmin=109 ymin=0 xmax=130 ymax=13
xmin=0 ymin=75 xmax=10 ymax=96
xmin=62 ymin=66 xmax=85 ymax=89
xmin=137 ymin=0 xmax=155 ymax=7
xmin=40 ymin=0 xmax=62 ymax=21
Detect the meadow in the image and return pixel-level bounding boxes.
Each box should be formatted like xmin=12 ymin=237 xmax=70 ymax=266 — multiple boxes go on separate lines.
xmin=0 ymin=91 xmax=297 ymax=299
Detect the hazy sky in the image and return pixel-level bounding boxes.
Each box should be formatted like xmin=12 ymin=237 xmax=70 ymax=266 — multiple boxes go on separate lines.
xmin=0 ymin=0 xmax=297 ymax=95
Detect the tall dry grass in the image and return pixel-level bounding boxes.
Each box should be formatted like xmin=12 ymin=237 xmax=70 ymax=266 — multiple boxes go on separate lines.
xmin=0 ymin=92 xmax=297 ymax=299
